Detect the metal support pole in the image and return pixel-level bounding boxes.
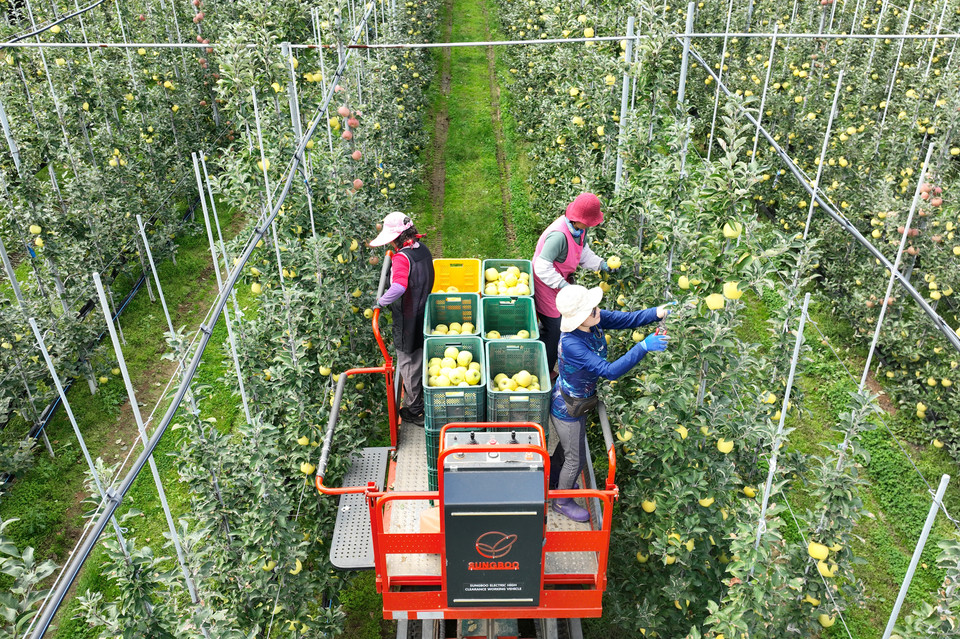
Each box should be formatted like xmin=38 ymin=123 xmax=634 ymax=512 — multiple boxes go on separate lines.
xmin=0 ymin=234 xmax=27 ymax=309
xmin=922 ymin=0 xmax=949 ymax=79
xmin=676 ymin=2 xmax=696 ymax=108
xmin=315 ymin=9 xmax=336 ymax=155
xmin=881 ymin=474 xmax=950 ymax=639
xmin=92 ymin=272 xmax=200 ymax=603
xmin=802 ymin=69 xmax=845 ymax=240
xmin=614 ymin=16 xmax=635 ymax=194
xmin=755 ymin=293 xmax=810 ymax=551
xmin=136 ymin=216 xmax=176 ymax=337
xmin=0 ymin=98 xmax=22 ymax=174
xmin=877 ymin=0 xmax=914 ymax=137
xmin=192 ymin=152 xmax=253 ymax=428
xmin=858 ymin=143 xmax=935 ymax=392
xmin=752 ymin=24 xmax=779 ymax=158
xmin=28 ymin=318 xmax=130 ymax=559
xmin=707 ymin=0 xmax=735 ymax=162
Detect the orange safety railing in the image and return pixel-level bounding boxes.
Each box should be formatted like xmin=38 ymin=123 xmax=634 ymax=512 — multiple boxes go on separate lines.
xmin=315 ymin=250 xmax=399 ymax=496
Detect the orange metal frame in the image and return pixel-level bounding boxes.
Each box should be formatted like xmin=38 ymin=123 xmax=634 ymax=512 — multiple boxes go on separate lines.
xmin=315 ymin=251 xmax=619 ymax=620
xmin=318 ymin=420 xmax=619 ymax=620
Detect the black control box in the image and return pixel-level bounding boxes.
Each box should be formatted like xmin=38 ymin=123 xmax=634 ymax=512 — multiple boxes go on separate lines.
xmin=442 ymin=431 xmax=545 ymax=608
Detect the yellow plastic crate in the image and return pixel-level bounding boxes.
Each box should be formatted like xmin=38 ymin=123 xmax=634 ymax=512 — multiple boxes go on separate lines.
xmin=432 ymin=258 xmax=482 ymax=294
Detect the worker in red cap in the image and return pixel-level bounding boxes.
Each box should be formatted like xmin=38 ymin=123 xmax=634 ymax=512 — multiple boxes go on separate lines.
xmin=371 ymin=212 xmax=435 ymax=426
xmin=532 ymin=192 xmax=614 ymax=376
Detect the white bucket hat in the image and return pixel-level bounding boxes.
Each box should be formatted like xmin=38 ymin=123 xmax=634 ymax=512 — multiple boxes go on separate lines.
xmin=370 ymin=211 xmax=414 ymax=247
xmin=556 ymin=285 xmax=604 ymax=332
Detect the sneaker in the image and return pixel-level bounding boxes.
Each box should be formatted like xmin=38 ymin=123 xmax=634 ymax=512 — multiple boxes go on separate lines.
xmin=552 ymin=498 xmax=590 ymax=523
xmin=399 ymin=406 xmax=424 ymax=426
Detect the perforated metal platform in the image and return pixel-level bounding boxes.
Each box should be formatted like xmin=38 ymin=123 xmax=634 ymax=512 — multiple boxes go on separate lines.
xmin=544 ymin=502 xmax=599 ymax=575
xmin=387 ymin=423 xmax=443 ymax=576
xmin=330 ymin=447 xmax=391 ymax=570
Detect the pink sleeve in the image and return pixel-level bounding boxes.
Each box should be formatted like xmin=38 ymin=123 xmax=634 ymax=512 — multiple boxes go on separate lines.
xmin=391 ymin=252 xmax=410 ymax=287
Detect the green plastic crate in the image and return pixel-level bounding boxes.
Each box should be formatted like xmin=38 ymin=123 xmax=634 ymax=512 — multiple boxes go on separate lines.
xmin=481 ymin=259 xmax=533 ymax=297
xmin=423 ymin=336 xmax=486 ymax=426
xmin=485 ymin=340 xmax=551 ymax=426
xmin=423 ymin=293 xmax=481 ymax=338
xmin=481 ymin=296 xmax=539 ymax=341
xmin=426 ymin=421 xmax=481 ymax=492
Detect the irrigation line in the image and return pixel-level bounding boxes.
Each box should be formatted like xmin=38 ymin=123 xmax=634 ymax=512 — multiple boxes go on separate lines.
xmin=683 ymin=40 xmax=960 ymax=355
xmin=25 ymin=2 xmax=376 ymax=635
xmin=3 ymin=0 xmax=107 ymax=43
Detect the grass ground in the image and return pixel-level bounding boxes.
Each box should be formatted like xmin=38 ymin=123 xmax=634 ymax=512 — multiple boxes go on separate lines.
xmin=736 ymin=289 xmax=960 ymax=638
xmin=0 ymin=203 xmax=255 ymax=639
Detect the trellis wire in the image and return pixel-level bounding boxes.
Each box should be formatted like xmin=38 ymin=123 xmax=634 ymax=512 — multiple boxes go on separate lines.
xmin=7 ymin=30 xmax=960 ymax=51
xmin=684 ymin=40 xmax=960 ymax=354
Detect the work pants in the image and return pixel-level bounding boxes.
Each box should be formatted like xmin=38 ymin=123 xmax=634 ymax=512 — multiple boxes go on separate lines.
xmin=396 ymin=348 xmax=424 ymax=413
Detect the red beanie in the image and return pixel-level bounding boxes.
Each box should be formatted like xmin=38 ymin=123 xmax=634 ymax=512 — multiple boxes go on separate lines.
xmin=564 ymin=192 xmax=604 ymax=227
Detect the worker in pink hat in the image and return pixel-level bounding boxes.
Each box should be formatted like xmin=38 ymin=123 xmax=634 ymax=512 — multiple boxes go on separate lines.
xmin=532 ymin=193 xmax=614 ymax=377
xmin=370 ymin=212 xmax=435 ymax=426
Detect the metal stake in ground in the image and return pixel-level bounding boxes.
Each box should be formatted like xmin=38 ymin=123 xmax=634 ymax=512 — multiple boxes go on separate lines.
xmin=0 ymin=234 xmax=27 ymax=309
xmin=28 ymin=318 xmax=131 ymax=562
xmin=755 ymin=293 xmax=810 ymax=556
xmin=91 ymin=272 xmax=204 ymax=608
xmin=676 ymin=2 xmax=696 ymax=108
xmin=136 ymin=215 xmax=176 ymax=337
xmin=751 ymin=24 xmax=779 ymax=159
xmin=802 ymin=69 xmax=845 ymax=240
xmin=881 ymin=474 xmax=950 ymax=639
xmin=192 ymin=152 xmax=254 ymax=428
xmin=707 ymin=0 xmax=735 ymax=162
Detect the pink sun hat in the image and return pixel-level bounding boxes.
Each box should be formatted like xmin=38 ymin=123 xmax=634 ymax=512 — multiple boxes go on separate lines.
xmin=369 ymin=211 xmax=414 ymax=247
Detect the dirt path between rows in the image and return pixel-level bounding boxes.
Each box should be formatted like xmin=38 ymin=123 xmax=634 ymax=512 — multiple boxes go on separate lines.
xmin=479 ymin=1 xmax=516 ymax=251
xmin=425 ymin=0 xmax=454 ymax=258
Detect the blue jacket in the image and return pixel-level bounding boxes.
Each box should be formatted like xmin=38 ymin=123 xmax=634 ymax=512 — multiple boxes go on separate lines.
xmin=551 ymin=308 xmax=660 ymax=419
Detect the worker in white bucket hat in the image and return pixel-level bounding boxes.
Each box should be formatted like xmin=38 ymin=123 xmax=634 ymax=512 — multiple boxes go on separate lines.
xmin=549 ymin=284 xmax=673 ymax=522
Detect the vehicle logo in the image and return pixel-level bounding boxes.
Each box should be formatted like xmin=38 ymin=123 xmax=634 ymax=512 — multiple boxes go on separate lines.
xmin=475 ymin=531 xmax=517 ymax=559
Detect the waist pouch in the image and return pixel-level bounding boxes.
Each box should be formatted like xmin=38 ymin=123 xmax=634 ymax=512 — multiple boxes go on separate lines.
xmin=560 ymin=387 xmax=598 ymax=418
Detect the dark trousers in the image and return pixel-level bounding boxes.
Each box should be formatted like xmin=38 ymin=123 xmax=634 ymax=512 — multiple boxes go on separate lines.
xmin=538 ymin=312 xmax=562 ymax=375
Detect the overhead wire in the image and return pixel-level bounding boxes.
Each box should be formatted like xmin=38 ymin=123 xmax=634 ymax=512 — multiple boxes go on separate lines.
xmin=5 ymin=30 xmax=960 ymax=50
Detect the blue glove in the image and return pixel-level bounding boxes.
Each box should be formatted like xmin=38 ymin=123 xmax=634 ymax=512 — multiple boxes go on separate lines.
xmin=600 ymin=262 xmax=610 ymax=272
xmin=640 ymin=334 xmax=669 ymax=353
